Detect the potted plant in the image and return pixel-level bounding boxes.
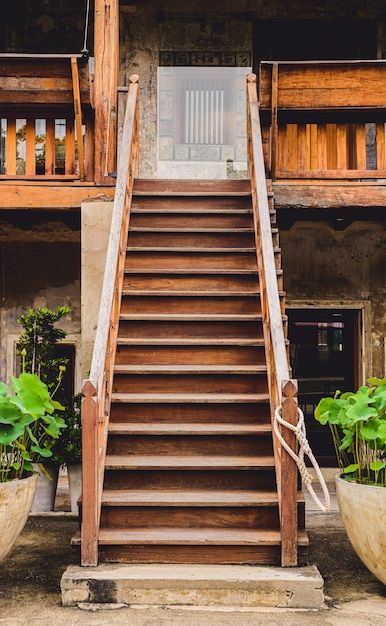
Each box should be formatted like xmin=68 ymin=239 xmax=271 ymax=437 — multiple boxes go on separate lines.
xmin=53 ymin=394 xmax=82 ymax=514
xmin=16 ymin=306 xmax=70 ymax=511
xmin=0 ymin=370 xmax=66 ymax=561
xmin=315 ymin=377 xmax=386 ymax=584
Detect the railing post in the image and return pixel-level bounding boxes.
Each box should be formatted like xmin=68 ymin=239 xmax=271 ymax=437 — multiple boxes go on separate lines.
xmin=280 ymin=379 xmax=299 ymax=566
xmin=81 ymin=379 xmax=99 ymax=566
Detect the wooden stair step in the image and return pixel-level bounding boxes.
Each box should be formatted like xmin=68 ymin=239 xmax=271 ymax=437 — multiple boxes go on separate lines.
xmin=111 ymin=393 xmax=270 ymax=404
xmin=108 ymin=422 xmax=272 ymax=435
xmin=114 ymin=365 xmax=268 ymax=375
xmin=131 ymin=208 xmax=253 ymax=215
xmin=105 ymin=454 xmax=275 ymax=470
xmin=119 ymin=314 xmax=270 ymax=321
xmin=96 ymin=528 xmax=308 ymax=546
xmin=116 ymin=338 xmax=267 ymax=346
xmin=127 ymin=247 xmax=263 ymax=253
xmin=130 ymin=227 xmax=255 ymax=233
xmin=101 ymin=489 xmax=279 ymax=507
xmin=124 ymin=269 xmax=273 ymax=275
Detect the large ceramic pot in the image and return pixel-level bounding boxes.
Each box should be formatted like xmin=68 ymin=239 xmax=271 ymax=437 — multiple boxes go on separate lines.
xmin=0 ymin=474 xmax=38 ymax=562
xmin=31 ymin=463 xmax=59 ymax=512
xmin=67 ymin=463 xmax=82 ymax=514
xmin=335 ymin=474 xmax=386 ymax=584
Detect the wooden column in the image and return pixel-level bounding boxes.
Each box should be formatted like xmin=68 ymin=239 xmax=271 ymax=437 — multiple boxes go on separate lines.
xmin=94 ymin=0 xmax=119 ymax=185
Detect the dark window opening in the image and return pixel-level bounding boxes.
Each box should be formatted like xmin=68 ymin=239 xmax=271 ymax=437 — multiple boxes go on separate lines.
xmin=288 ymin=309 xmax=361 ymax=466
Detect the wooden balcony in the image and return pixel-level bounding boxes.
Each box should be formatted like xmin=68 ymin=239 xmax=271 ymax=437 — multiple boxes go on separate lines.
xmin=0 ymin=54 xmax=114 ymax=209
xmin=259 ymin=61 xmax=386 ymax=185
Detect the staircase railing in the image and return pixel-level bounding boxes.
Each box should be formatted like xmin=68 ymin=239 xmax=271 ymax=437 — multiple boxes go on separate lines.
xmin=247 ymin=73 xmax=299 ymax=566
xmin=80 ymin=75 xmax=139 ymax=567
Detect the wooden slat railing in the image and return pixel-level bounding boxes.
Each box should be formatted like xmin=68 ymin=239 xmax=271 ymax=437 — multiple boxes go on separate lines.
xmin=80 ymin=74 xmax=139 ymax=567
xmin=247 ymin=73 xmax=299 ymax=567
xmin=259 ymin=60 xmax=386 ymax=180
xmin=0 ymin=56 xmax=92 ymax=180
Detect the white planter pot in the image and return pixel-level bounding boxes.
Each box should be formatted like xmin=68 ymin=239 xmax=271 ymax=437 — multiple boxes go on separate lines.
xmin=31 ymin=463 xmax=59 ymax=512
xmin=0 ymin=474 xmax=38 ymax=562
xmin=335 ymin=474 xmax=386 ymax=585
xmin=67 ymin=464 xmax=82 ymax=514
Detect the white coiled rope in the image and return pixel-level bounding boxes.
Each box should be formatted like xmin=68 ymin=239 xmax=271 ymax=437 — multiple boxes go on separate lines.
xmin=274 ymin=405 xmax=331 ymax=512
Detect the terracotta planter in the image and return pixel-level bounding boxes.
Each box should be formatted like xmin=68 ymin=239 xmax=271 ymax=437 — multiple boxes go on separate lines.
xmin=0 ymin=474 xmax=38 ymax=562
xmin=31 ymin=463 xmax=59 ymax=512
xmin=335 ymin=474 xmax=386 ymax=585
xmin=67 ymin=463 xmax=82 ymax=514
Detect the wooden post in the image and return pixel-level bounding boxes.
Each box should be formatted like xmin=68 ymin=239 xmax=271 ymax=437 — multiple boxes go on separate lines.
xmin=270 ymin=63 xmax=278 ymax=180
xmin=281 ymin=379 xmax=298 ymax=567
xmin=94 ymin=0 xmax=119 ymax=185
xmin=71 ymin=57 xmax=85 ymax=181
xmin=81 ymin=380 xmax=99 ymax=567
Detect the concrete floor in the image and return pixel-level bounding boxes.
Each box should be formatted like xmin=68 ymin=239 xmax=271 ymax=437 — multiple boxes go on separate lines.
xmin=0 ymin=476 xmax=385 ymax=625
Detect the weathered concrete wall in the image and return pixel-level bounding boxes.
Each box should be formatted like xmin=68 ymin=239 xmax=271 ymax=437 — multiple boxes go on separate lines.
xmin=81 ymin=202 xmax=113 ymax=379
xmin=120 ymin=1 xmax=386 ymax=178
xmin=281 ymin=220 xmax=386 ymax=378
xmin=0 ymin=242 xmax=81 ymax=383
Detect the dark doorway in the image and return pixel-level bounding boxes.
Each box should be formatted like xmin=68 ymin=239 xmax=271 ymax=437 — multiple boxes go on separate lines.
xmin=288 ymin=308 xmax=361 ymax=466
xmin=253 ymin=19 xmax=377 ymax=65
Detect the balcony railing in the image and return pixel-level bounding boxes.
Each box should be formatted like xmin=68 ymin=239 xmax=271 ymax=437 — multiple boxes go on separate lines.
xmin=259 ymin=60 xmax=386 ymax=180
xmin=0 ymin=54 xmax=93 ymax=181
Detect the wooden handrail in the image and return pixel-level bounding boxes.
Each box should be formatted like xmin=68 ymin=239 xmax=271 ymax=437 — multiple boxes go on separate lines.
xmin=247 ymin=73 xmax=299 ymax=566
xmin=80 ymin=74 xmax=139 ymax=567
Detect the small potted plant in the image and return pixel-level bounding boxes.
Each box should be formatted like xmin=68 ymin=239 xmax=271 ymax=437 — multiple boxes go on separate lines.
xmin=54 ymin=394 xmax=82 ymax=514
xmin=315 ymin=377 xmax=386 ymax=584
xmin=0 ymin=370 xmax=66 ymax=561
xmin=16 ymin=306 xmax=70 ymax=512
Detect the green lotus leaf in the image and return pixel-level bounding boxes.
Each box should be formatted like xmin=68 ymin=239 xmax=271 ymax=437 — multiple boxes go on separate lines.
xmin=0 ymin=381 xmax=8 ymax=398
xmin=370 ymin=460 xmax=386 ymax=472
xmin=343 ymin=463 xmax=359 ymax=474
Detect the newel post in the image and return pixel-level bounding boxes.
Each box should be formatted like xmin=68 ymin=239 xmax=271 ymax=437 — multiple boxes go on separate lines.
xmin=81 ymin=379 xmax=99 ymax=566
xmin=280 ymin=379 xmax=299 ymax=566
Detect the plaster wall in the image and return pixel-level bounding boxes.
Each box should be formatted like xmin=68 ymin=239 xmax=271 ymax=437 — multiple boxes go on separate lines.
xmin=281 ymin=220 xmax=386 ymax=378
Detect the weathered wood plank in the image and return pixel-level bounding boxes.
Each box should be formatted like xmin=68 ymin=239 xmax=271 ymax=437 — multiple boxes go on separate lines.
xmin=336 ymin=124 xmax=348 ymax=169
xmin=45 ymin=118 xmax=55 ymax=175
xmin=355 ymin=124 xmax=367 ymax=170
xmin=25 ymin=117 xmax=36 ymax=176
xmin=259 ymin=62 xmax=386 ymax=109
xmin=0 ymin=183 xmax=114 ymax=208
xmin=65 ymin=118 xmax=75 ymax=175
xmin=376 ymin=123 xmax=386 ymax=170
xmin=273 ymin=182 xmax=386 ymax=209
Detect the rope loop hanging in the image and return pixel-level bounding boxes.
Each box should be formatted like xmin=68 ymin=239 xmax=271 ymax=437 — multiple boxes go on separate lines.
xmin=274 ymin=405 xmax=331 ymax=513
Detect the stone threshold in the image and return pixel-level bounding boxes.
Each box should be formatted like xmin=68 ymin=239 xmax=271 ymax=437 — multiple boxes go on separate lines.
xmin=61 ymin=563 xmax=324 ymax=610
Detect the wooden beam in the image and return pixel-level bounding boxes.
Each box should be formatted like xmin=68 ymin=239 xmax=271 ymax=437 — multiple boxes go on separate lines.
xmin=71 ymin=57 xmax=85 ymax=181
xmin=280 ymin=380 xmax=298 ymax=567
xmin=94 ymin=0 xmax=119 ymax=185
xmin=0 ymin=183 xmax=114 ymax=209
xmin=270 ymin=63 xmax=278 ymax=180
xmin=273 ymin=182 xmax=386 ymax=209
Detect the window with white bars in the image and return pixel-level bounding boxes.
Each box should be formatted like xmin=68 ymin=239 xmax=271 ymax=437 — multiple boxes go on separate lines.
xmin=158 ymin=66 xmax=250 ymax=164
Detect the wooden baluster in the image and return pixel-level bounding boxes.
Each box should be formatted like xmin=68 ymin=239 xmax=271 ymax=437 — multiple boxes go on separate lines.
xmin=286 ymin=124 xmax=298 ymax=171
xmin=297 ymin=124 xmax=308 ymax=172
xmin=336 ymin=124 xmax=348 ymax=170
xmin=309 ymin=124 xmax=318 ymax=170
xmin=326 ymin=123 xmax=337 ymax=170
xmin=277 ymin=125 xmax=287 ymax=173
xmin=6 ymin=118 xmax=16 ymax=175
xmin=355 ymin=124 xmax=367 ymax=171
xmin=84 ymin=117 xmax=95 ymax=181
xmin=281 ymin=379 xmax=299 ymax=567
xmin=25 ymin=117 xmax=36 ymax=176
xmin=45 ymin=118 xmax=55 ymax=175
xmin=376 ymin=123 xmax=385 ymax=170
xmin=317 ymin=124 xmax=327 ymax=170
xmin=81 ymin=380 xmax=99 ymax=566
xmin=65 ymin=117 xmax=76 ymax=175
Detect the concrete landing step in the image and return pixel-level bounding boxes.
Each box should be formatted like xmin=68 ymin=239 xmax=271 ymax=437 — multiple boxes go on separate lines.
xmin=61 ymin=563 xmax=324 ymax=609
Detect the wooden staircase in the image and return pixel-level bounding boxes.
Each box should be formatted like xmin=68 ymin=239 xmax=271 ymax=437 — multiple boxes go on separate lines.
xmin=78 ymin=74 xmax=307 ymax=568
